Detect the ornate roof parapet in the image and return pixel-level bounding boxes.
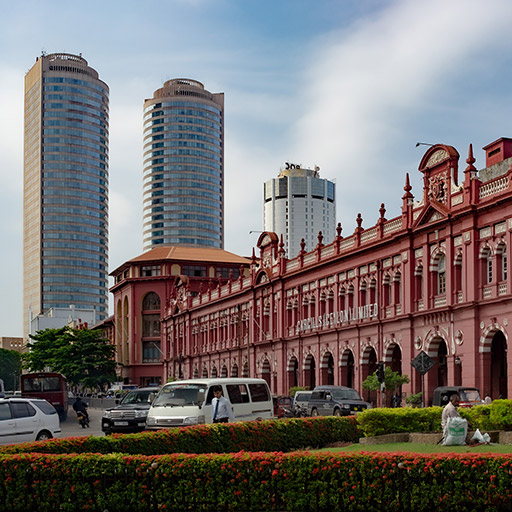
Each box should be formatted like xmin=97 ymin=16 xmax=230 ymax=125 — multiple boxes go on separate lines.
xmin=401 ymin=174 xmax=414 ymax=228
xmin=354 ymin=213 xmax=363 ymax=247
xmin=378 ymin=203 xmax=387 ymax=237
xmin=463 ymin=143 xmax=481 ymax=205
xmin=335 ymin=222 xmax=343 ymax=253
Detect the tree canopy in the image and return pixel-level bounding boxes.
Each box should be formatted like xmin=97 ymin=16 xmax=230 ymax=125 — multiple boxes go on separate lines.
xmin=22 ymin=327 xmax=117 ymax=389
xmin=362 ymin=365 xmax=410 ymax=392
xmin=0 ymin=349 xmax=22 ymax=391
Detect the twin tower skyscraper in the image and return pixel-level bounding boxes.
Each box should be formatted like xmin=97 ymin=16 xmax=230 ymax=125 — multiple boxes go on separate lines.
xmin=23 ymin=53 xmax=224 ymax=335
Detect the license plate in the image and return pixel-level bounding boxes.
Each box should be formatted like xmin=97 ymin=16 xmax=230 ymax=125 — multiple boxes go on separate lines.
xmin=114 ymin=421 xmax=129 ymax=426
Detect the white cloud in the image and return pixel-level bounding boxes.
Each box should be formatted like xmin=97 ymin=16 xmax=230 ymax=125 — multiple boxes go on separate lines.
xmin=291 ymin=0 xmax=512 ymax=229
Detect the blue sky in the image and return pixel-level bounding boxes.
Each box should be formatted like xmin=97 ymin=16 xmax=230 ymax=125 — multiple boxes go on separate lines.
xmin=1 ymin=0 xmax=512 ymax=337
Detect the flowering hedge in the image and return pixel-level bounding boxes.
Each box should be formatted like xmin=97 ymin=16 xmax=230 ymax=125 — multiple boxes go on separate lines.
xmin=0 ymin=416 xmax=360 ymax=455
xmin=1 ymin=450 xmax=512 ymax=511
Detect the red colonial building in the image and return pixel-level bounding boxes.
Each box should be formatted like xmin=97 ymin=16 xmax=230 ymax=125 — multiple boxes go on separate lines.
xmin=111 ymin=137 xmax=512 ymax=406
xmin=110 ymin=246 xmax=251 ymax=386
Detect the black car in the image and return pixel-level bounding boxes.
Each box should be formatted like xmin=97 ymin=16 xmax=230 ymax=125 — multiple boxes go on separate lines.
xmin=101 ymin=387 xmax=159 ymax=434
xmin=307 ymin=385 xmax=372 ymax=416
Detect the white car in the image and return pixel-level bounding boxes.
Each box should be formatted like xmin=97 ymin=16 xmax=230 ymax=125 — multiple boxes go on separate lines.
xmin=0 ymin=397 xmax=61 ymax=445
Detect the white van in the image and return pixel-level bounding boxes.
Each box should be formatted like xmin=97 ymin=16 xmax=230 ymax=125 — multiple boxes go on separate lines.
xmin=146 ymin=378 xmax=273 ymax=429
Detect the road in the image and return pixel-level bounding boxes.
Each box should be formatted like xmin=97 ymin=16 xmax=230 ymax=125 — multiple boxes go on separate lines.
xmin=60 ymin=407 xmax=105 ymax=438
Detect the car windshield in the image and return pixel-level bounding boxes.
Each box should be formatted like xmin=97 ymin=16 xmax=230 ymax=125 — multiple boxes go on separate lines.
xmin=460 ymin=389 xmax=481 ymax=402
xmin=120 ymin=390 xmax=156 ymax=405
xmin=331 ymin=389 xmax=362 ymax=401
xmin=152 ymin=384 xmax=205 ymax=407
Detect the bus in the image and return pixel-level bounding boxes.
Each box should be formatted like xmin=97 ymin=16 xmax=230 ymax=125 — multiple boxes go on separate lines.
xmin=21 ymin=372 xmax=69 ymax=420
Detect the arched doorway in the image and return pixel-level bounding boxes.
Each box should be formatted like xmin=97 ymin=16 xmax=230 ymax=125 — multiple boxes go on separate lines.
xmin=287 ymin=355 xmax=299 ymax=391
xmin=385 ymin=343 xmax=403 ymax=407
xmin=193 ymin=367 xmax=199 ymax=379
xmin=242 ymin=362 xmax=249 ymax=378
xmin=201 ymin=367 xmax=208 ymax=378
xmin=220 ymin=365 xmax=228 ymax=378
xmin=491 ymin=331 xmax=507 ymax=399
xmin=362 ymin=347 xmax=378 ymax=406
xmin=340 ymin=349 xmax=355 ymax=388
xmin=211 ymin=366 xmax=218 ymax=378
xmin=304 ymin=354 xmax=316 ymax=389
xmin=231 ymin=363 xmax=239 ymax=378
xmin=425 ymin=336 xmax=448 ymax=406
xmin=320 ymin=352 xmax=334 ymax=385
xmin=261 ymin=359 xmax=271 ymax=387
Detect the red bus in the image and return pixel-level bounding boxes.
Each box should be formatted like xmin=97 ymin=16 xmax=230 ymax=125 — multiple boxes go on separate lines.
xmin=21 ymin=372 xmax=69 ymax=420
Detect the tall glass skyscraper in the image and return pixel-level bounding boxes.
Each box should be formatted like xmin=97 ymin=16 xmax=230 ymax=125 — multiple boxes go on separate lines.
xmin=23 ymin=53 xmax=109 ymax=337
xmin=143 ymin=79 xmax=224 ymax=250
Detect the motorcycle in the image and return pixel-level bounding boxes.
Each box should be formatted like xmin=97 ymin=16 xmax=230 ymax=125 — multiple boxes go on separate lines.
xmin=76 ymin=410 xmax=90 ymax=428
xmin=281 ymin=405 xmax=308 ymax=418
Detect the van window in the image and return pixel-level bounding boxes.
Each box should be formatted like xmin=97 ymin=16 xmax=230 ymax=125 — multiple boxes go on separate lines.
xmin=249 ymin=383 xmax=270 ymax=402
xmin=227 ymin=384 xmax=250 ymax=404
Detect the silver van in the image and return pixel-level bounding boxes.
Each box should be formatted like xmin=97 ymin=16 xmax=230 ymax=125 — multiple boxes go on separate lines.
xmin=146 ymin=378 xmax=274 ymax=429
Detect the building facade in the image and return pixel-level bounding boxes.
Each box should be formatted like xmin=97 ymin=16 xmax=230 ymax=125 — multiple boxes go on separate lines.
xmin=142 ymin=79 xmax=224 ymax=250
xmin=111 ymin=136 xmax=512 ymax=407
xmin=110 ymin=246 xmax=251 ymax=386
xmin=264 ymin=163 xmax=336 ymax=257
xmin=23 ymin=53 xmax=109 ymax=338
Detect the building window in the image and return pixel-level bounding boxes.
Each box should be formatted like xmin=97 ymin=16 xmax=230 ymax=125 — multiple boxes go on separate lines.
xmin=383 ymin=275 xmax=391 ymax=306
xmin=437 ymin=255 xmax=446 ymax=295
xmin=142 ymin=341 xmax=160 ymax=362
xmin=142 ymin=292 xmax=160 ymax=311
xmin=142 ymin=314 xmax=160 ymax=337
xmin=486 ymin=253 xmax=493 ymax=284
xmin=393 ymin=272 xmax=402 ymax=304
xmin=414 ymin=266 xmax=423 ymax=301
xmin=182 ymin=265 xmax=207 ymax=277
xmin=216 ymin=267 xmax=240 ymax=279
xmin=497 ymin=244 xmax=507 ymax=282
xmin=141 ymin=265 xmax=161 ymax=277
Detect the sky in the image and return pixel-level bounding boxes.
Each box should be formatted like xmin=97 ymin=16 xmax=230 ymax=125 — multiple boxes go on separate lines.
xmin=1 ymin=0 xmax=512 ymax=337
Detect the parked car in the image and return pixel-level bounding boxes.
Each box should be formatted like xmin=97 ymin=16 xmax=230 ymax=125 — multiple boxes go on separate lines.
xmin=292 ymin=390 xmax=313 ymax=416
xmin=0 ymin=397 xmax=61 ymax=445
xmin=308 ymin=386 xmax=371 ymax=416
xmin=432 ymin=386 xmax=481 ymax=408
xmin=101 ymin=387 xmax=160 ymax=434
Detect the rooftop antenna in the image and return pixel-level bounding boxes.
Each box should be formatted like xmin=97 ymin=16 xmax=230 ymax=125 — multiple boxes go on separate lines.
xmin=415 ymin=142 xmax=435 ymax=147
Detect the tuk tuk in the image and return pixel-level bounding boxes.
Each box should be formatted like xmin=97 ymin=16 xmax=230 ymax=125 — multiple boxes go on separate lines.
xmin=432 ymin=386 xmax=481 ymax=407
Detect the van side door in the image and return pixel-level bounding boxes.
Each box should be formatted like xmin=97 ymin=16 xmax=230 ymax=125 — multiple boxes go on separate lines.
xmin=248 ymin=382 xmax=273 ymax=419
xmin=226 ymin=384 xmax=250 ymax=420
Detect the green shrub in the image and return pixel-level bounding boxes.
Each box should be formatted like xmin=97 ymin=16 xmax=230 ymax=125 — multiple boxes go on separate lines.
xmin=459 ymin=404 xmax=494 ymax=431
xmin=289 ymin=385 xmax=309 ymax=397
xmin=489 ymin=399 xmax=512 ymax=430
xmin=357 ymin=407 xmax=442 ymax=437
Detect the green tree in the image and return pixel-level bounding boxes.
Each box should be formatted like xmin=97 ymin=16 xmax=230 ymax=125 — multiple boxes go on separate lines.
xmin=362 ymin=366 xmax=410 ymax=392
xmin=0 ymin=349 xmax=22 ymax=391
xmin=22 ymin=327 xmax=117 ymax=389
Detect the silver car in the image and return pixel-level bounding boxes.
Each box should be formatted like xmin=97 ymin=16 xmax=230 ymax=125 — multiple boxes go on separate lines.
xmin=0 ymin=397 xmax=61 ymax=444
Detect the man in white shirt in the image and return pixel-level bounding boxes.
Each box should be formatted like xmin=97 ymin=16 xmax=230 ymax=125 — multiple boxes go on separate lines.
xmin=211 ymin=385 xmax=235 ymax=423
xmin=441 ymin=394 xmax=460 ymax=432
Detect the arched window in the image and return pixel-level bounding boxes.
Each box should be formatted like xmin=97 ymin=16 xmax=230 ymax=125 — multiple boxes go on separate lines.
xmin=497 ymin=243 xmax=507 ymax=282
xmin=393 ymin=271 xmax=402 ymax=304
xmin=383 ymin=274 xmax=391 ymax=306
xmin=480 ymin=247 xmax=493 ymax=285
xmin=142 ymin=292 xmax=160 ymax=311
xmin=437 ymin=254 xmax=446 ymax=295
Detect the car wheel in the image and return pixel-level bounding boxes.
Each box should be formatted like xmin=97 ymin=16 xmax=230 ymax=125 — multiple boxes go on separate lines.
xmin=333 ymin=408 xmax=341 ymax=416
xmin=311 ymin=408 xmax=318 ymax=417
xmin=36 ymin=430 xmax=52 ymax=442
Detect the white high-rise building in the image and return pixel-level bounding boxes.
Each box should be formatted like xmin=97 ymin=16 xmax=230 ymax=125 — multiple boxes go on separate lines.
xmin=263 ymin=163 xmax=336 ymax=257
